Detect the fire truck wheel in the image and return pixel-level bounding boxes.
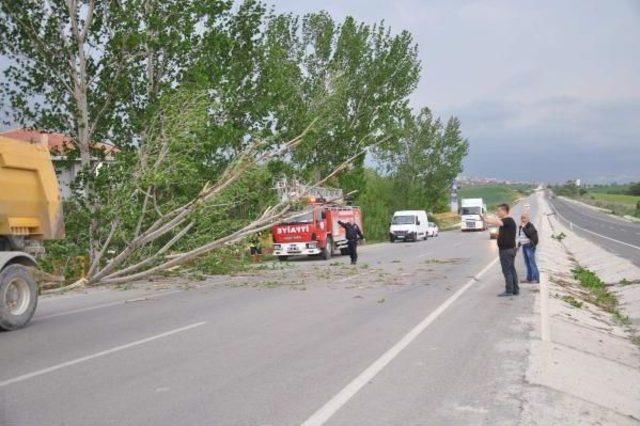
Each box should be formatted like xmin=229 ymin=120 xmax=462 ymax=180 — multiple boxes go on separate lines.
xmin=278 ymin=256 xmax=289 ymax=262
xmin=321 ymin=237 xmax=333 ymax=260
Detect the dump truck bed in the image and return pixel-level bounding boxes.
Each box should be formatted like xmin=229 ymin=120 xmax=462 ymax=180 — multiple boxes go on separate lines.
xmin=0 ymin=135 xmax=64 ymax=240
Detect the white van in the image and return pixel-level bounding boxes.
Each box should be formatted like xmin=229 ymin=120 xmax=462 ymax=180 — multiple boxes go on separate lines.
xmin=389 ymin=210 xmax=429 ymax=242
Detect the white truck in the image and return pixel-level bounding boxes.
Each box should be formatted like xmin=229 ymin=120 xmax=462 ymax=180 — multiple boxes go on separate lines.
xmin=389 ymin=210 xmax=429 ymax=242
xmin=460 ymin=198 xmax=487 ymax=231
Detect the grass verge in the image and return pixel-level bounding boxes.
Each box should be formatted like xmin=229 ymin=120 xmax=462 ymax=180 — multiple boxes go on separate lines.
xmin=571 ymin=267 xmax=630 ymax=326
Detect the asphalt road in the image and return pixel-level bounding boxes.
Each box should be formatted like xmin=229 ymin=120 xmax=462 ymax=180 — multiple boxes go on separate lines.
xmin=548 ymin=195 xmax=640 ymax=266
xmin=1 ymin=200 xmax=538 ymax=426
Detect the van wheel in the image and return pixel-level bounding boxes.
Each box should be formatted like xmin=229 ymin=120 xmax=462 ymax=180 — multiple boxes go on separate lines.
xmin=278 ymin=256 xmax=289 ymax=262
xmin=340 ymin=248 xmax=349 ymax=255
xmin=321 ymin=237 xmax=333 ymax=260
xmin=389 ymin=236 xmax=395 ymax=243
xmin=0 ymin=264 xmax=38 ymax=331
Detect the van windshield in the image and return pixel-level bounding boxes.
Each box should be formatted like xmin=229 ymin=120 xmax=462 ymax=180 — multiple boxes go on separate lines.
xmin=461 ymin=207 xmax=482 ymax=215
xmin=392 ymin=215 xmax=416 ymax=225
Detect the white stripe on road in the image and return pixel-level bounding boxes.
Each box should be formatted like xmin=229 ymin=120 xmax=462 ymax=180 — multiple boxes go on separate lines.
xmin=37 ymin=290 xmax=182 ymax=320
xmin=0 ymin=321 xmax=206 ymax=388
xmin=550 ymin=203 xmax=640 ymax=251
xmin=302 ymin=257 xmax=500 ymax=426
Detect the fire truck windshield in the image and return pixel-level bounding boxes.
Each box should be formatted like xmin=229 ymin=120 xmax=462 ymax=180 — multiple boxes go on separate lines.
xmin=392 ymin=215 xmax=416 ymax=225
xmin=286 ymin=211 xmax=314 ymax=223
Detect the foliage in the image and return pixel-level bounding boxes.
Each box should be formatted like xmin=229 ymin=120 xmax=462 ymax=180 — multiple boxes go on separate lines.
xmin=628 ymin=182 xmax=640 ymax=196
xmin=588 ymin=182 xmax=640 ymax=196
xmin=381 ymin=109 xmax=468 ymax=212
xmin=571 ymin=267 xmax=617 ymax=312
xmin=561 ymin=295 xmax=583 ymax=309
xmin=358 ymin=170 xmax=396 ymax=241
xmin=552 ymin=181 xmax=587 ymax=197
xmin=561 ymin=182 xmax=640 ymax=218
xmin=2 ymin=0 xmax=469 ymax=281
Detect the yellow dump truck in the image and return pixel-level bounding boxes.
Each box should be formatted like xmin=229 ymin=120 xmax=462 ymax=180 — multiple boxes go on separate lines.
xmin=0 ymin=135 xmax=64 ymax=330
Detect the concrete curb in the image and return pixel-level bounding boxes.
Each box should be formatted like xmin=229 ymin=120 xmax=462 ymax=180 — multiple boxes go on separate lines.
xmin=624 ymin=215 xmax=640 ymax=223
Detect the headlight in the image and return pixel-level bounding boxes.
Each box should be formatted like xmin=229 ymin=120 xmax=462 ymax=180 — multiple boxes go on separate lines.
xmin=273 ymin=244 xmax=281 ymax=249
xmin=307 ymin=242 xmax=317 ymax=249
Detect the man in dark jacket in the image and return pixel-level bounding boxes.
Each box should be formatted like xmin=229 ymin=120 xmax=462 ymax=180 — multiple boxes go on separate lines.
xmin=338 ymin=220 xmax=364 ymax=265
xmin=518 ymin=212 xmax=540 ymax=283
xmin=483 ymin=203 xmax=519 ymax=296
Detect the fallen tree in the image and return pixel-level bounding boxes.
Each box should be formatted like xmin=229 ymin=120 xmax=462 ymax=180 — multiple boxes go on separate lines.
xmin=63 ymin=92 xmax=381 ymax=288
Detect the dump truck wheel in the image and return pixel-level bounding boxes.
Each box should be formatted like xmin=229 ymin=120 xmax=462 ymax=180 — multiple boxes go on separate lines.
xmin=0 ymin=264 xmax=38 ymax=331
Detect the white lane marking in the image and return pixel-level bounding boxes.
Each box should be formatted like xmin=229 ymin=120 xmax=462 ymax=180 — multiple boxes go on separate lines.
xmin=550 ymin=203 xmax=640 ymax=251
xmin=37 ymin=290 xmax=182 ymax=320
xmin=301 ymin=257 xmax=500 ymax=426
xmin=0 ymin=322 xmax=206 ymax=388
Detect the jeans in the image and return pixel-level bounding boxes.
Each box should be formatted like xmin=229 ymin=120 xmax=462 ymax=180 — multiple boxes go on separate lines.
xmin=347 ymin=240 xmax=358 ymax=264
xmin=499 ymin=248 xmax=519 ymax=294
xmin=522 ymin=243 xmax=540 ymax=282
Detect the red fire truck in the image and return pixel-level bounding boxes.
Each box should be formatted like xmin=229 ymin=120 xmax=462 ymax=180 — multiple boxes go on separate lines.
xmin=272 ymin=200 xmax=363 ymax=261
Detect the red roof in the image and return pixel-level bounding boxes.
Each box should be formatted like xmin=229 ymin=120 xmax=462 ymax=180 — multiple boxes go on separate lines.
xmin=1 ymin=129 xmax=118 ymax=155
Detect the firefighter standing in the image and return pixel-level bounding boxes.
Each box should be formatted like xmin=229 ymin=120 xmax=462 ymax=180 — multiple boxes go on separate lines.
xmin=338 ymin=220 xmax=364 ymax=265
xmin=248 ymin=232 xmax=263 ymax=263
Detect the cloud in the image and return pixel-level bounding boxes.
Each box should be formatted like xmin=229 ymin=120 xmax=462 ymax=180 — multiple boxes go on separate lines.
xmin=454 ymin=96 xmax=640 ymax=182
xmin=272 ymin=0 xmax=640 ymax=182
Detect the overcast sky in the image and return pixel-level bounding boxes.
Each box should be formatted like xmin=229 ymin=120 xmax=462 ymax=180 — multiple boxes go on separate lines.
xmin=272 ymin=0 xmax=640 ymax=183
xmin=2 ymin=1 xmax=637 ymax=183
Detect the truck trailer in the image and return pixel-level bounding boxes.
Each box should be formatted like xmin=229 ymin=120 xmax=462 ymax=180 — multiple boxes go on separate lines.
xmin=272 ymin=201 xmax=363 ymax=261
xmin=0 ymin=136 xmax=64 ymax=330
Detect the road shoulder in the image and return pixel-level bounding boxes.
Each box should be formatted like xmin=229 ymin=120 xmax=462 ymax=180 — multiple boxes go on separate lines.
xmin=520 ymin=193 xmax=640 ymax=424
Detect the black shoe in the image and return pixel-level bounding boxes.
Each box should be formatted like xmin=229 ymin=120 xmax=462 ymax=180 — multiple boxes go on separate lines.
xmin=498 ymin=292 xmax=514 ymax=297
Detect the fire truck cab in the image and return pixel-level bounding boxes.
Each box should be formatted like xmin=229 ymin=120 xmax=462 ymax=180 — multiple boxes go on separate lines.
xmin=272 ymin=202 xmax=363 ymax=261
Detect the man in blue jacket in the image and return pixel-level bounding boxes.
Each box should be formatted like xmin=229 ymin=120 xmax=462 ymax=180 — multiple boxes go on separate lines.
xmin=518 ymin=212 xmax=540 ymax=283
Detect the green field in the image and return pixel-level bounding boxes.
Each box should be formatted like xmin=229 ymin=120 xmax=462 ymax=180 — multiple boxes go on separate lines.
xmin=579 ymin=192 xmax=640 ymax=217
xmin=590 ymin=192 xmax=640 ymax=204
xmin=588 ymin=184 xmax=634 ymax=195
xmin=458 ymin=184 xmax=532 ymax=211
